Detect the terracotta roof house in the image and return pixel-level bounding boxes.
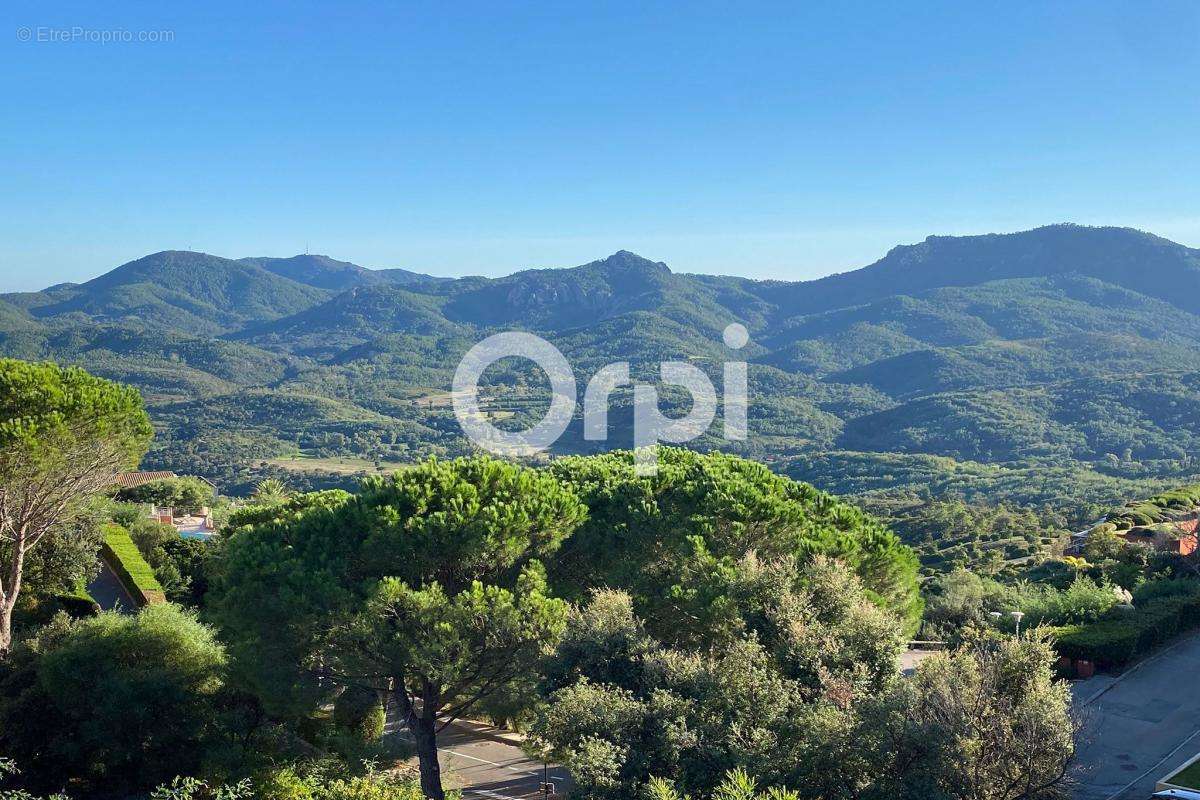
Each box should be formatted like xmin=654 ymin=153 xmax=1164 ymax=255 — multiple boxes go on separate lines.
xmin=114 ymin=470 xmax=179 ymax=489
xmin=114 ymin=471 xmax=217 ymax=491
xmin=1119 ymin=524 xmax=1198 ymax=556
xmin=113 ymin=472 xmax=220 ymax=540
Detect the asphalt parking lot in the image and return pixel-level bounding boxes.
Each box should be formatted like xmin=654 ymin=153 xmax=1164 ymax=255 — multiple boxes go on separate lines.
xmin=1071 ymin=631 xmax=1200 ymax=799
xmin=393 ymin=718 xmax=569 ymax=799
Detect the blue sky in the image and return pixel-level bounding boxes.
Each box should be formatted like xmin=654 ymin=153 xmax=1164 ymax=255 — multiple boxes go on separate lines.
xmin=2 ymin=0 xmax=1198 ymax=291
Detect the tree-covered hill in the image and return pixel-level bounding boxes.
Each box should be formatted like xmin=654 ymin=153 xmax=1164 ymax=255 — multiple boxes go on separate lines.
xmin=437 ymin=250 xmax=742 ymax=331
xmin=6 ymin=223 xmax=1200 ymax=509
xmin=237 ymin=284 xmax=465 ymax=346
xmin=239 ymin=253 xmax=437 ymax=290
xmin=747 ymin=224 xmax=1200 ymax=318
xmin=839 ymin=373 xmax=1200 ymax=464
xmin=0 ymin=299 xmax=43 ymax=333
xmin=17 ymin=251 xmax=332 ymax=334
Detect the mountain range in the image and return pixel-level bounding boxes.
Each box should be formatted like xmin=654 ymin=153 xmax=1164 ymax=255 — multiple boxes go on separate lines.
xmin=5 ymin=223 xmax=1200 ymax=504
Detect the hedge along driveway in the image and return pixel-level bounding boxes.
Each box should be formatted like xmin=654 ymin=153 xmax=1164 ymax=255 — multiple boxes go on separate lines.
xmin=1053 ymin=583 xmax=1200 ymax=669
xmin=100 ymin=523 xmax=166 ymax=607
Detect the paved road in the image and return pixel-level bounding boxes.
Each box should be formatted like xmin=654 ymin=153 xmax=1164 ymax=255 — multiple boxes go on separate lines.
xmin=390 ymin=718 xmax=569 ymax=799
xmin=86 ymin=559 xmax=137 ymax=612
xmin=1072 ymin=631 xmax=1200 ymax=799
xmin=437 ymin=720 xmax=569 ymax=799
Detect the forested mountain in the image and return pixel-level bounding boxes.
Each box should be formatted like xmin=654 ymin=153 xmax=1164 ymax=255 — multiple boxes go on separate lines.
xmin=12 ymin=251 xmax=331 ymax=335
xmin=753 ymin=224 xmax=1200 ymax=317
xmin=239 ymin=254 xmax=436 ymax=290
xmin=5 ymin=223 xmax=1200 ymax=505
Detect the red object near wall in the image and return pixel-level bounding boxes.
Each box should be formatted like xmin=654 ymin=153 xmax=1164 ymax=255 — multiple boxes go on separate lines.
xmin=1075 ymin=660 xmax=1095 ymax=679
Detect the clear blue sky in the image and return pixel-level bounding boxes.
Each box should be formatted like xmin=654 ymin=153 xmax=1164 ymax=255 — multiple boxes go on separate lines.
xmin=3 ymin=0 xmax=1198 ymax=291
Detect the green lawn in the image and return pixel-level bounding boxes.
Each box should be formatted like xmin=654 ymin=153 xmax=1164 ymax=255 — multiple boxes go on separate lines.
xmin=1168 ymin=757 xmax=1200 ymax=789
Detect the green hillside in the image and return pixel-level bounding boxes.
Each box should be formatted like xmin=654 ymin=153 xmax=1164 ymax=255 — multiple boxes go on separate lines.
xmin=746 ymin=224 xmax=1200 ymax=318
xmin=239 ymin=254 xmax=435 ymax=290
xmin=6 ymin=223 xmax=1200 ymax=509
xmin=24 ymin=250 xmax=330 ymax=334
xmin=238 ymin=284 xmax=463 ymax=344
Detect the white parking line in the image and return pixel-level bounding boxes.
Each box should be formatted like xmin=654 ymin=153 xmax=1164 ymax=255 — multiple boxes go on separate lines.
xmin=442 ymin=748 xmax=537 ymax=776
xmin=464 ymin=789 xmax=529 ymax=800
xmin=1101 ymin=725 xmax=1200 ymax=800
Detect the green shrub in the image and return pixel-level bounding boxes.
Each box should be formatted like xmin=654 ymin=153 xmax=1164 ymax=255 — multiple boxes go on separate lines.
xmin=116 ymin=477 xmax=214 ymax=513
xmin=55 ymin=593 xmax=101 ymax=618
xmin=1134 ymin=600 xmax=1182 ymax=650
xmin=1020 ymin=577 xmax=1119 ymax=627
xmin=0 ymin=606 xmax=228 ymax=796
xmin=1053 ymin=584 xmax=1200 ymax=667
xmin=256 ymin=766 xmax=426 ymax=800
xmin=128 ymin=516 xmax=178 ymax=555
xmin=332 ymin=686 xmax=385 ymax=743
xmin=1053 ymin=621 xmax=1140 ymax=667
xmin=1132 ymin=578 xmax=1200 ymax=604
xmin=1179 ymin=594 xmax=1200 ymax=628
xmin=111 ymin=501 xmax=147 ymax=528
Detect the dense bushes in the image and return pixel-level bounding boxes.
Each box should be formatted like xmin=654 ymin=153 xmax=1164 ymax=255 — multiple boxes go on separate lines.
xmin=1106 ymin=484 xmax=1200 ymax=529
xmin=921 ymin=571 xmax=1126 ymax=641
xmin=333 ymin=686 xmax=386 ymax=743
xmin=0 ymin=758 xmax=431 ymax=800
xmin=920 ymin=569 xmax=1015 ymax=637
xmin=0 ymin=606 xmax=232 ymax=796
xmin=1054 ymin=621 xmax=1141 ymax=667
xmin=1053 ymin=584 xmax=1200 ymax=667
xmin=1133 ymin=577 xmax=1200 ymax=604
xmin=531 ymin=558 xmax=905 ymax=799
xmin=1020 ymin=577 xmax=1121 ymax=628
xmin=254 ymin=767 xmax=428 ymax=800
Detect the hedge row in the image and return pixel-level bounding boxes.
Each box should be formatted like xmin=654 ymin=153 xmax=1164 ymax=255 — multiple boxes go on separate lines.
xmin=1054 ymin=588 xmax=1200 ymax=668
xmin=1106 ymin=484 xmax=1200 ymax=529
xmin=55 ymin=578 xmax=101 ymax=618
xmin=101 ymin=523 xmax=166 ymax=606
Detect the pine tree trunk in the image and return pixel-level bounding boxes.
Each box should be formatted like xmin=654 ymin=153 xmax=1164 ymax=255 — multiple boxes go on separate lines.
xmin=393 ymin=679 xmax=445 ymax=800
xmin=0 ymin=598 xmax=14 ymax=657
xmin=0 ymin=542 xmax=24 ymax=658
xmin=413 ymin=714 xmax=445 ymax=800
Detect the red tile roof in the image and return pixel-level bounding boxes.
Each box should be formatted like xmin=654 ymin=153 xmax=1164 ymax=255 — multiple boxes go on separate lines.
xmin=113 ymin=471 xmax=178 ymax=489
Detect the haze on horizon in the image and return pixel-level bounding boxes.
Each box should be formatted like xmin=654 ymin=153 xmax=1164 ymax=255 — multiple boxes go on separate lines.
xmin=3 ymin=0 xmax=1199 ymax=291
